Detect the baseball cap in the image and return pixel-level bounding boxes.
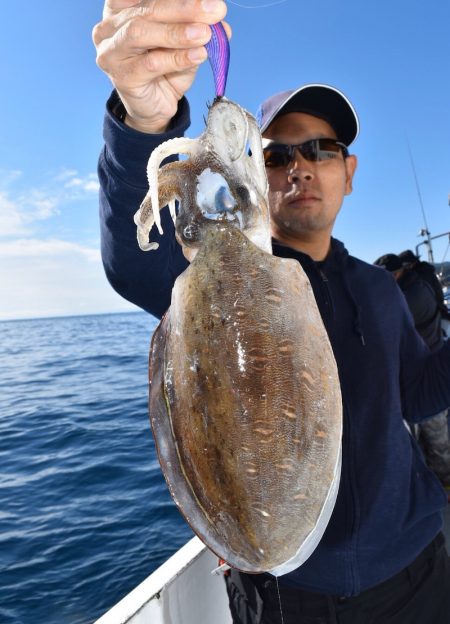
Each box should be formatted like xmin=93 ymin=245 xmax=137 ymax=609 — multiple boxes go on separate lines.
xmin=256 ymin=84 xmax=359 ymax=147
xmin=398 ymin=249 xmax=419 ymax=265
xmin=374 ymin=254 xmax=403 ymax=272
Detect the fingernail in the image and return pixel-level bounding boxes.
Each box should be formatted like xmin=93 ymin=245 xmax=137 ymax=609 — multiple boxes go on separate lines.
xmin=188 ymin=47 xmax=207 ymax=63
xmin=201 ymin=0 xmax=224 ymax=14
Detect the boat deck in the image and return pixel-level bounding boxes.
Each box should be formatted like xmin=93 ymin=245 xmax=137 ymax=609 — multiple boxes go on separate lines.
xmin=96 ymin=502 xmax=450 ymax=624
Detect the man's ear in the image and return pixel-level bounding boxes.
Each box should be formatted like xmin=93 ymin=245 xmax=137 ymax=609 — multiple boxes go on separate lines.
xmin=344 ymin=154 xmax=357 ymax=195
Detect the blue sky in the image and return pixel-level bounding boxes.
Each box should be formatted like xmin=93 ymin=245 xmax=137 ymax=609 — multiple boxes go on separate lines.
xmin=1 ymin=0 xmax=449 ymax=320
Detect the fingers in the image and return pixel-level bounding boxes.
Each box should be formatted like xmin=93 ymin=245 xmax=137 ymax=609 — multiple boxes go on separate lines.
xmin=102 ymin=0 xmax=227 ymax=24
xmin=93 ymin=0 xmax=230 ymax=132
xmin=145 ymin=0 xmax=227 ymax=24
xmin=94 ymin=1 xmax=230 ymax=78
xmin=94 ymin=17 xmax=230 ymax=59
xmin=107 ymin=47 xmax=205 ymax=92
xmin=95 ymin=23 xmax=213 ymax=82
xmin=103 ymin=0 xmax=141 ymax=18
xmin=93 ymin=0 xmax=228 ymax=61
xmin=100 ymin=19 xmax=213 ymax=55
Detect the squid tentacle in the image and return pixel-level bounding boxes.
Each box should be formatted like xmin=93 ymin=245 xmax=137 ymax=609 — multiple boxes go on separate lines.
xmin=147 ymin=137 xmax=199 ymax=236
xmin=134 ymin=160 xmax=187 ymax=251
xmin=134 ymin=196 xmax=159 ymax=251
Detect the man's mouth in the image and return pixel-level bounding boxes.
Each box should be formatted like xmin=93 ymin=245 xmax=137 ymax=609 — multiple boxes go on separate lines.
xmin=288 ymin=193 xmax=320 ymax=205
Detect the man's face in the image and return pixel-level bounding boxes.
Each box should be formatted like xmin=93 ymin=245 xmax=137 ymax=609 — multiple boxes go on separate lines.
xmin=263 ymin=112 xmax=357 ymax=244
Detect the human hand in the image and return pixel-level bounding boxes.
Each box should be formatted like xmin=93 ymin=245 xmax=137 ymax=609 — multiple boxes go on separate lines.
xmin=93 ymin=0 xmax=229 ymax=133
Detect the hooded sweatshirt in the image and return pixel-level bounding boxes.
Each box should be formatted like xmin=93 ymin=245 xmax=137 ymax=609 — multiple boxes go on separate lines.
xmin=397 ymin=268 xmax=442 ymax=351
xmin=98 ymin=91 xmax=450 ymax=596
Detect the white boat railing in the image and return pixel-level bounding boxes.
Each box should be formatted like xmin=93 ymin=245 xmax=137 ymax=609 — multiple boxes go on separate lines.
xmin=94 ymin=537 xmax=232 ymax=624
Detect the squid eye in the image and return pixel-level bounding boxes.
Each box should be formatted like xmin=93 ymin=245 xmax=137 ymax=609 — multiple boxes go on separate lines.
xmin=183 ymin=224 xmax=198 ymax=240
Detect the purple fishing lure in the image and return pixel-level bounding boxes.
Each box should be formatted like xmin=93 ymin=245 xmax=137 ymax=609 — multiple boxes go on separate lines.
xmin=205 ymin=22 xmax=230 ymax=98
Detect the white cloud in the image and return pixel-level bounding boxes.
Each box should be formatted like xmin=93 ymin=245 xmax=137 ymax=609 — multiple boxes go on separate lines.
xmin=0 ymin=167 xmax=129 ymax=320
xmin=0 ymin=238 xmax=100 ymax=262
xmin=55 ymin=168 xmax=79 ymax=181
xmin=0 ymin=252 xmax=136 ymax=321
xmin=0 ymin=168 xmax=100 ymax=240
xmin=22 ymin=191 xmax=60 ymax=221
xmin=63 ymin=172 xmax=100 ymax=194
xmin=0 ymin=191 xmax=27 ymax=236
xmin=0 ymin=189 xmax=60 ymax=238
xmin=1 ymin=169 xmax=23 ymax=184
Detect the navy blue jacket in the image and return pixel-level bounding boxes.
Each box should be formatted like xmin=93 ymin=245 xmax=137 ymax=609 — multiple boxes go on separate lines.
xmin=397 ymin=269 xmax=442 ymax=351
xmin=98 ymin=91 xmax=450 ymax=596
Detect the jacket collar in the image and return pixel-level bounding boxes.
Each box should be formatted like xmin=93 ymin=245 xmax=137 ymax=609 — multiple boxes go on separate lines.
xmin=271 ymin=237 xmax=349 ymax=273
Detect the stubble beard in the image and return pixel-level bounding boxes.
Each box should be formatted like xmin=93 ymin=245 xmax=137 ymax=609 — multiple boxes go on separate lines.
xmin=271 ymin=204 xmax=332 ymax=239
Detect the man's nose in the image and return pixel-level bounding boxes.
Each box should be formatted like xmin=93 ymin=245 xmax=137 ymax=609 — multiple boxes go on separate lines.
xmin=287 ymin=151 xmax=314 ymax=182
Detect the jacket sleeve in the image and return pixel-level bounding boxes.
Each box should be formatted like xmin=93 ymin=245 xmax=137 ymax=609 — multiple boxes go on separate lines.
xmin=400 ymin=296 xmax=450 ymax=422
xmin=403 ymin=279 xmax=442 ymax=350
xmin=98 ymin=91 xmax=190 ymax=320
xmin=403 ymin=281 xmax=436 ymax=329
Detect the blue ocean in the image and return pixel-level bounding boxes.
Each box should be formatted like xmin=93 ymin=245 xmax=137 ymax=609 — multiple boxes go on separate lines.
xmin=0 ymin=312 xmax=193 ymax=624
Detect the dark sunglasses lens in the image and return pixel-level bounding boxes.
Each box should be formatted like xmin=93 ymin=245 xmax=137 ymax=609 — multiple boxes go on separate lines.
xmin=263 ymin=147 xmax=291 ymax=168
xmin=263 ymin=140 xmax=347 ymax=167
xmin=298 ymin=141 xmax=317 ymax=161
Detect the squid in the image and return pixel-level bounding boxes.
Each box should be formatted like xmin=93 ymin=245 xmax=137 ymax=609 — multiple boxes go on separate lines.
xmin=134 ymin=24 xmax=343 ymax=577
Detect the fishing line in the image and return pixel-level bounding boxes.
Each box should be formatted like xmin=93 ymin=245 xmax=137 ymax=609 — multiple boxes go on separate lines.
xmin=227 ymin=0 xmax=288 ymax=9
xmin=275 ymin=576 xmax=286 ymax=624
xmin=406 ymin=139 xmax=434 ymax=262
xmin=406 ymin=140 xmax=430 ymax=236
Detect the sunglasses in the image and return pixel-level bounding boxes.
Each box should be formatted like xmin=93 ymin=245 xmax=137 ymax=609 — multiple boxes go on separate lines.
xmin=262 ymin=138 xmax=349 ymax=168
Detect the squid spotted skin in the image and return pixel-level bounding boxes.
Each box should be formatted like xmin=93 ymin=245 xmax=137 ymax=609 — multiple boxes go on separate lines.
xmin=134 ymin=97 xmax=271 ymax=259
xmin=138 ymin=97 xmax=343 ymax=576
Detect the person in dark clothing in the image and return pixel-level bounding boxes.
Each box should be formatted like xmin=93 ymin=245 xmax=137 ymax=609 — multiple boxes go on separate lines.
xmin=399 ymin=249 xmax=450 ymax=322
xmin=374 ymin=253 xmax=443 ymax=350
xmin=93 ymin=3 xmax=450 ymax=622
xmin=374 ymin=253 xmax=450 ymax=489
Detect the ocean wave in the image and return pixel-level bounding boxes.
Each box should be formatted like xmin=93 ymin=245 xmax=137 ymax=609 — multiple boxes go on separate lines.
xmin=0 ymin=312 xmax=191 ymax=624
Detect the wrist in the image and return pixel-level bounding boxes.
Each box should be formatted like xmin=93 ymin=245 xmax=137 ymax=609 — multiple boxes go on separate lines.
xmin=123 ymin=113 xmax=170 ymax=135
xmin=109 ymin=91 xmax=171 ymax=134
xmin=106 ymin=90 xmax=191 ymax=138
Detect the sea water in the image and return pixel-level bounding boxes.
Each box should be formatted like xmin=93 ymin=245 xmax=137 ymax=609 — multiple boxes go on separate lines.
xmin=0 ymin=312 xmax=193 ymax=624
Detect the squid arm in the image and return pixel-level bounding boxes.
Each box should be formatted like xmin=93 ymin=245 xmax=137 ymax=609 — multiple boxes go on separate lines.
xmin=134 ymin=161 xmax=188 ymax=251
xmin=146 ymin=137 xmax=199 ymax=237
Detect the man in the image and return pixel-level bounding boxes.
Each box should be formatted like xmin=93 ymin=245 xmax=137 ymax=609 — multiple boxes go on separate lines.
xmin=374 ymin=253 xmax=443 ymax=350
xmin=93 ymin=2 xmax=450 ymax=622
xmin=399 ymin=249 xmax=450 ymax=322
xmin=374 ymin=253 xmax=450 ymax=492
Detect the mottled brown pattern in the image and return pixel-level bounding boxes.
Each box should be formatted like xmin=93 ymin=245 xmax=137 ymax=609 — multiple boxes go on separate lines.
xmin=149 ymin=225 xmax=342 ymax=574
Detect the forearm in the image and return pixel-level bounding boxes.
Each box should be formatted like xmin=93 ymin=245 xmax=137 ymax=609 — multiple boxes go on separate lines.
xmin=98 ymin=91 xmax=190 ymax=319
